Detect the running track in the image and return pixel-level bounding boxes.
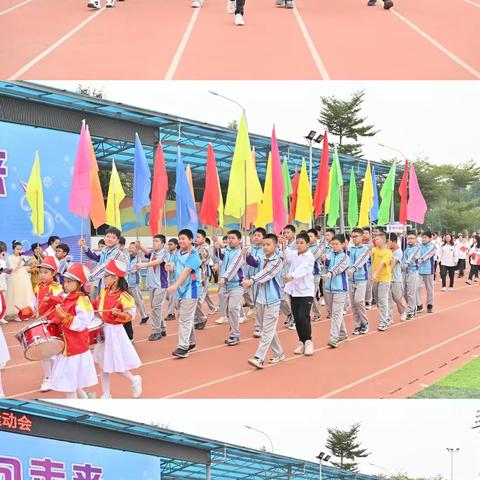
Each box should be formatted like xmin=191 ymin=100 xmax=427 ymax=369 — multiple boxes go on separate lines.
xmin=2 ymin=280 xmax=480 ymax=399
xmin=1 ymin=0 xmax=480 ymax=79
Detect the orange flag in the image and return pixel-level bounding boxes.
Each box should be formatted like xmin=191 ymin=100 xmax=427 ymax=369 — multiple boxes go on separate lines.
xmin=87 ymin=126 xmax=106 ymax=228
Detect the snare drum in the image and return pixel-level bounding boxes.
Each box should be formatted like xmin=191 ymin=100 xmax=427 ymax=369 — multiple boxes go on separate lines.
xmin=15 ymin=319 xmax=64 ymax=361
xmin=87 ymin=317 xmax=105 ymax=348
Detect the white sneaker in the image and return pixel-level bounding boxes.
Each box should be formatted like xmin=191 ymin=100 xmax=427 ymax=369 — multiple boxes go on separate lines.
xmin=239 ymin=316 xmax=246 ymax=324
xmin=293 ymin=341 xmax=304 ymax=355
xmin=234 ymin=13 xmax=245 ymax=25
xmin=105 ymin=0 xmax=115 ymax=7
xmin=448 ymin=287 xmax=453 ymax=291
xmin=253 ymin=329 xmax=262 ymax=338
xmin=215 ymin=316 xmax=227 ymax=324
xmin=132 ymin=375 xmax=142 ymax=398
xmin=0 ymin=319 xmax=7 ymax=324
xmin=269 ymin=353 xmax=286 ymax=364
xmin=441 ymin=287 xmax=446 ymax=291
xmin=40 ymin=378 xmax=51 ymax=393
xmin=304 ymin=339 xmax=314 ymax=356
xmin=246 ymin=308 xmax=256 ymax=317
xmin=400 ymin=312 xmax=407 ymax=321
xmin=343 ymin=310 xmax=348 ymax=315
xmin=320 ymin=297 xmax=326 ymax=306
xmin=227 ymin=0 xmax=236 ymax=13
xmin=192 ymin=0 xmax=202 ymax=7
xmin=87 ymin=0 xmax=100 ymax=8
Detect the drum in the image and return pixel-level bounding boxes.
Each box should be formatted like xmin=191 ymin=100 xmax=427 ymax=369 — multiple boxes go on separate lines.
xmin=15 ymin=319 xmax=64 ymax=361
xmin=87 ymin=317 xmax=105 ymax=348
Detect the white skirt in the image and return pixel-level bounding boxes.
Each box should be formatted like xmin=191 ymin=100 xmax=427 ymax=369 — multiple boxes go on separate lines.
xmin=0 ymin=327 xmax=10 ymax=367
xmin=50 ymin=350 xmax=98 ymax=392
xmin=93 ymin=323 xmax=141 ymax=373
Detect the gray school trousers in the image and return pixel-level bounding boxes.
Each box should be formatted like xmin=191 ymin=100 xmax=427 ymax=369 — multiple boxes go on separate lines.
xmin=311 ymin=275 xmax=322 ymax=318
xmin=416 ymin=273 xmax=434 ymax=307
xmin=365 ymin=275 xmax=373 ymax=304
xmin=223 ymin=287 xmax=244 ymax=339
xmin=403 ymin=271 xmax=418 ymax=315
xmin=388 ymin=281 xmax=406 ymax=322
xmin=177 ymin=298 xmax=197 ymax=350
xmin=130 ymin=286 xmax=147 ymax=319
xmin=254 ymin=303 xmax=283 ymax=361
xmin=149 ymin=287 xmax=167 ymax=334
xmin=373 ymin=281 xmax=391 ymax=327
xmin=349 ymin=281 xmax=368 ymax=328
xmin=194 ymin=283 xmax=208 ymax=325
xmin=324 ymin=291 xmax=348 ymax=340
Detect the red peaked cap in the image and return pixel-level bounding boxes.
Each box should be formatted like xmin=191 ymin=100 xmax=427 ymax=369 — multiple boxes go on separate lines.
xmin=64 ymin=263 xmax=90 ymax=285
xmin=104 ymin=259 xmax=127 ymax=278
xmin=39 ymin=256 xmax=59 ymax=274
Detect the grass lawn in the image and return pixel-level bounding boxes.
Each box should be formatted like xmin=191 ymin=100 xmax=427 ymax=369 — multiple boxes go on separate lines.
xmin=411 ymin=356 xmax=480 ymax=399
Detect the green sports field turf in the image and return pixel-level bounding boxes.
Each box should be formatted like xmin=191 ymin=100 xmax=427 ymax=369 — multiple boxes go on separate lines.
xmin=411 ymin=356 xmax=480 ymax=399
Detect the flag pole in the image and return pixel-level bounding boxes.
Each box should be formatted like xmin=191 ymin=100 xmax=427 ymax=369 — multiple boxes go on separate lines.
xmin=80 ymin=207 xmax=84 ymax=264
xmin=339 ymin=183 xmax=345 ymax=234
xmin=35 ymin=190 xmax=40 ymax=318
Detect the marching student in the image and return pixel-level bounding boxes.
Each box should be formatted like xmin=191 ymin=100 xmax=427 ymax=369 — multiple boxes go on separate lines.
xmin=193 ymin=229 xmax=211 ymax=330
xmin=362 ymin=227 xmax=375 ymax=309
xmin=92 ymin=260 xmax=142 ymax=399
xmin=371 ymin=232 xmax=393 ymax=331
xmin=49 ymin=263 xmax=98 ymax=399
xmin=466 ymin=235 xmax=480 ymax=284
xmin=18 ymin=256 xmax=64 ymax=393
xmin=126 ymin=242 xmax=149 ymax=325
xmin=322 ymin=235 xmax=350 ymax=347
xmin=387 ymin=233 xmax=407 ymax=324
xmin=282 ymin=232 xmax=315 ymax=356
xmin=307 ymin=229 xmax=324 ymax=321
xmin=439 ymin=234 xmax=458 ymax=291
xmin=244 ymin=233 xmax=285 ymax=369
xmin=280 ymin=225 xmax=296 ymax=329
xmin=88 ymin=0 xmax=118 ymax=9
xmin=166 ymin=229 xmax=202 ymax=359
xmin=214 ymin=235 xmax=229 ymax=325
xmin=367 ymin=0 xmax=394 ymax=9
xmin=55 ymin=243 xmax=73 ymax=281
xmin=215 ymin=230 xmax=245 ymax=346
xmin=136 ymin=235 xmax=169 ymax=341
xmin=244 ymin=227 xmax=266 ymax=337
xmin=165 ymin=238 xmax=180 ymax=321
xmin=275 ymin=0 xmax=294 ymax=8
xmin=401 ymin=231 xmax=420 ymax=319
xmin=204 ymin=237 xmax=218 ymax=315
xmin=416 ymin=231 xmax=436 ymax=314
xmin=29 ymin=242 xmax=43 ymax=290
xmin=227 ymin=0 xmax=246 ymax=26
xmin=455 ymin=233 xmax=469 ymax=278
xmin=347 ymin=228 xmax=370 ymax=335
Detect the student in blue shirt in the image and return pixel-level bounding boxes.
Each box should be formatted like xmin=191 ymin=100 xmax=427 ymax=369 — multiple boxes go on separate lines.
xmin=166 ymin=229 xmax=202 ymax=359
xmin=415 ymin=231 xmax=436 ymax=314
xmin=165 ymin=238 xmax=179 ymax=321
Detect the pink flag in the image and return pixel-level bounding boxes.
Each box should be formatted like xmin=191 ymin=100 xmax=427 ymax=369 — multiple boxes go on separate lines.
xmin=406 ymin=163 xmax=427 ymax=224
xmin=69 ymin=120 xmax=92 ymax=218
xmin=271 ymin=125 xmax=287 ymax=235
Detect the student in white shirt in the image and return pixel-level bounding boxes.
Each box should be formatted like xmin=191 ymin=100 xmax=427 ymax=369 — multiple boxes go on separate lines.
xmin=439 ymin=234 xmax=458 ymax=291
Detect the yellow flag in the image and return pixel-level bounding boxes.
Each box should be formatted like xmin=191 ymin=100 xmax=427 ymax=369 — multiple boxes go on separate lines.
xmin=324 ymin=164 xmax=334 ymax=214
xmin=25 ymin=151 xmax=44 ymax=236
xmin=295 ymin=160 xmax=313 ymax=224
xmin=105 ymin=159 xmax=125 ymax=229
xmin=357 ymin=161 xmax=374 ymax=227
xmin=224 ymin=114 xmax=263 ymax=219
xmin=185 ymin=164 xmax=196 ymax=203
xmin=255 ymin=152 xmax=273 ymax=228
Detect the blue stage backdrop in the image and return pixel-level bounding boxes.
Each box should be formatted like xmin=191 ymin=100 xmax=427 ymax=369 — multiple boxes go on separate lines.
xmin=0 ymin=121 xmax=84 ymax=257
xmin=0 ymin=430 xmax=162 ymax=480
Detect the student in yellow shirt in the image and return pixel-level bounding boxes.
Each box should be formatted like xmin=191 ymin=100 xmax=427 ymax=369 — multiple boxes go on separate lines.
xmin=371 ymin=232 xmax=392 ymax=331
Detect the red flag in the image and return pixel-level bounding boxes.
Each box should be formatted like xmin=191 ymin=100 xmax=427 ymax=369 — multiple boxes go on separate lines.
xmin=313 ymin=131 xmax=329 ymax=218
xmin=398 ymin=160 xmax=409 ymax=225
xmin=149 ymin=142 xmax=168 ymax=235
xmin=289 ymin=167 xmax=300 ymax=224
xmin=199 ymin=144 xmax=221 ymax=227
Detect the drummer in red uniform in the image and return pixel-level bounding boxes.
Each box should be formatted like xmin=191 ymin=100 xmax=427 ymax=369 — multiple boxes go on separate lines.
xmin=48 ymin=263 xmax=98 ymax=399
xmin=18 ymin=256 xmax=63 ymax=393
xmin=92 ymin=260 xmax=142 ymax=399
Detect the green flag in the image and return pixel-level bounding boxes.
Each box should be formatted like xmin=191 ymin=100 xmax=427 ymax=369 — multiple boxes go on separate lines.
xmin=377 ymin=163 xmax=396 ymax=225
xmin=327 ymin=146 xmax=343 ymax=227
xmin=282 ymin=157 xmax=293 ymax=210
xmin=347 ymin=167 xmax=358 ymax=228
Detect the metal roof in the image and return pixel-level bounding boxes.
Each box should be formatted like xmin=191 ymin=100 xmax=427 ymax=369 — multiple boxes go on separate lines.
xmin=0 ymin=81 xmax=391 ymax=198
xmin=0 ymin=399 xmax=379 ymax=480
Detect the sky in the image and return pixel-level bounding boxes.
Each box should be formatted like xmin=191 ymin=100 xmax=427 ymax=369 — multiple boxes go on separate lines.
xmin=54 ymin=399 xmax=480 ymax=480
xmin=38 ymin=80 xmax=480 ymax=165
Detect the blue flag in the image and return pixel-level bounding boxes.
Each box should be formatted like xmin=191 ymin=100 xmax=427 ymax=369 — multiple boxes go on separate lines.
xmin=175 ymin=146 xmax=199 ymax=234
xmin=133 ymin=133 xmax=152 ymax=218
xmin=370 ymin=166 xmax=379 ymax=222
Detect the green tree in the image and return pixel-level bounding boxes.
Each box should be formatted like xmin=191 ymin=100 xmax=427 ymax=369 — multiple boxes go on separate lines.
xmin=318 ymin=90 xmax=378 ymax=157
xmin=76 ymin=83 xmax=105 ymax=98
xmin=325 ymin=423 xmax=369 ymax=472
xmin=377 ymin=474 xmax=446 ymax=480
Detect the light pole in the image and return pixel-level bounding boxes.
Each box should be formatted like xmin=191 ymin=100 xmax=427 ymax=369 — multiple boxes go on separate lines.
xmin=244 ymin=425 xmax=274 ymax=453
xmin=305 ymin=130 xmax=323 ymax=227
xmin=369 ymin=462 xmax=392 ymax=476
xmin=316 ymin=452 xmax=331 ymax=480
xmin=446 ymin=447 xmax=460 ymax=480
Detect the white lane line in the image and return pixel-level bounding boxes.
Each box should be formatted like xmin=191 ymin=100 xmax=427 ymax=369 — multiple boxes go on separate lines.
xmin=8 ymin=7 xmax=105 ymax=80
xmin=0 ymin=0 xmax=33 ymax=16
xmin=391 ymin=9 xmax=480 ymax=79
xmin=292 ymin=6 xmax=330 ymax=80
xmin=164 ymin=7 xmax=201 ymax=80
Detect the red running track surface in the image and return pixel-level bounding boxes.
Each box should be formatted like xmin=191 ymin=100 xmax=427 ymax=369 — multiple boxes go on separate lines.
xmin=1 ymin=0 xmax=479 ymax=79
